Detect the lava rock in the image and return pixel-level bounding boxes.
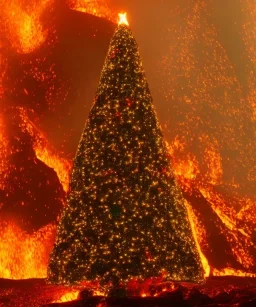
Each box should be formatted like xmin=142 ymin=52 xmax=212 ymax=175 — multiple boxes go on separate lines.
xmin=42 ymin=297 xmax=103 ymax=307
xmin=187 ymin=288 xmax=213 ymax=306
xmin=107 ymin=287 xmax=127 ymax=298
xmin=212 ymin=291 xmax=232 ymax=304
xmin=107 ymin=296 xmax=190 ymax=307
xmin=77 ymin=289 xmax=94 ymax=300
xmin=158 ymin=288 xmax=184 ymax=301
xmin=239 ymin=298 xmax=256 ymax=307
xmin=230 ymin=288 xmax=255 ymax=302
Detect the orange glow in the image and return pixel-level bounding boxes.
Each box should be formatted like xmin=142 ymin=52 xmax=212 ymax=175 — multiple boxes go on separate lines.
xmin=53 ymin=290 xmax=79 ymax=303
xmin=161 ymin=0 xmax=256 ymax=278
xmin=0 ymin=115 xmax=8 ymax=191
xmin=213 ymin=268 xmax=256 ymax=278
xmin=166 ymin=139 xmax=200 ymax=182
xmin=67 ymin=0 xmax=116 ymax=22
xmin=185 ymin=200 xmax=210 ymax=277
xmin=118 ymin=12 xmax=129 ymax=26
xmin=199 ymin=186 xmax=255 ymax=269
xmin=202 ymin=136 xmax=223 ymax=185
xmin=0 ymin=222 xmax=56 ymax=279
xmin=166 ymin=132 xmax=256 ymax=276
xmin=19 ymin=109 xmax=72 ymax=193
xmin=33 ymin=141 xmax=72 ymax=193
xmin=1 ymin=0 xmax=54 ymax=54
xmin=94 ymin=290 xmax=105 ymax=296
xmin=0 ymin=43 xmax=6 ymax=99
xmin=242 ymin=0 xmax=256 ymax=120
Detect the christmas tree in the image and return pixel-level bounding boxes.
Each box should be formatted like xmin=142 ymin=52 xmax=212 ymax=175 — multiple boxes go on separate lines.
xmin=47 ymin=13 xmax=204 ymax=286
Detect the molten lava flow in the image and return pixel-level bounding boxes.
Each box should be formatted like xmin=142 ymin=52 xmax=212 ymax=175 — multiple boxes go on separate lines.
xmin=0 ymin=0 xmax=54 ymax=54
xmin=67 ymin=0 xmax=116 ymax=22
xmin=19 ymin=109 xmax=72 ymax=193
xmin=200 ymin=187 xmax=255 ymax=269
xmin=213 ymin=268 xmax=256 ymax=278
xmin=0 ymin=107 xmax=71 ymax=279
xmin=34 ymin=142 xmax=71 ymax=193
xmin=0 ymin=115 xmax=8 ymax=192
xmin=201 ymin=135 xmax=223 ymax=186
xmin=166 ymin=139 xmax=200 ymax=185
xmin=168 ymin=136 xmax=256 ymax=276
xmin=0 ymin=43 xmax=6 ymax=99
xmin=185 ymin=200 xmax=210 ymax=277
xmin=53 ymin=290 xmax=79 ymax=303
xmin=161 ymin=0 xmax=256 ymax=277
xmin=0 ymin=222 xmax=56 ymax=279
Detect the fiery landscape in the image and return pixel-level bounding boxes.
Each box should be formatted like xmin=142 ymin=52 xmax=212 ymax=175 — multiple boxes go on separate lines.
xmin=0 ymin=0 xmax=256 ymax=306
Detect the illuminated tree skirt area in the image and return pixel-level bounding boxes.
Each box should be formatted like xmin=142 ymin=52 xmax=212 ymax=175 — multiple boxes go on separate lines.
xmin=0 ymin=277 xmax=256 ymax=307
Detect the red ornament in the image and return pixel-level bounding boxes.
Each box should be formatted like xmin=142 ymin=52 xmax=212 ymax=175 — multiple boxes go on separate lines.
xmin=102 ymin=169 xmax=114 ymax=176
xmin=145 ymin=250 xmax=152 ymax=260
xmin=125 ymin=97 xmax=134 ymax=107
xmin=110 ymin=49 xmax=119 ymax=59
xmin=116 ymin=112 xmax=120 ymax=117
xmin=161 ymin=168 xmax=167 ymax=174
xmin=110 ymin=50 xmax=116 ymax=58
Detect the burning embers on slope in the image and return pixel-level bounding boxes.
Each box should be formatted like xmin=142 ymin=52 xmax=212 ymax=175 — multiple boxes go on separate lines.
xmin=68 ymin=0 xmax=114 ymax=21
xmin=0 ymin=0 xmax=255 ymax=281
xmin=0 ymin=0 xmax=54 ymax=54
xmin=161 ymin=0 xmax=256 ymax=276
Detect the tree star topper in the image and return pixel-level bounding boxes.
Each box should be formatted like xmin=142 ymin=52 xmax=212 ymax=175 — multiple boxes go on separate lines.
xmin=118 ymin=12 xmax=129 ymax=26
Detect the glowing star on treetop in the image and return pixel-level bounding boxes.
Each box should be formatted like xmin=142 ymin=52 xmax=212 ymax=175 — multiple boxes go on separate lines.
xmin=118 ymin=12 xmax=129 ymax=26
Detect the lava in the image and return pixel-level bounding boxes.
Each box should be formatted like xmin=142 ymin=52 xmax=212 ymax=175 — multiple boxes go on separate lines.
xmin=0 ymin=115 xmax=8 ymax=192
xmin=185 ymin=200 xmax=210 ymax=277
xmin=0 ymin=0 xmax=54 ymax=54
xmin=0 ymin=222 xmax=56 ymax=279
xmin=15 ymin=107 xmax=72 ymax=193
xmin=67 ymin=0 xmax=115 ymax=22
xmin=53 ymin=290 xmax=79 ymax=303
xmin=161 ymin=0 xmax=256 ymax=277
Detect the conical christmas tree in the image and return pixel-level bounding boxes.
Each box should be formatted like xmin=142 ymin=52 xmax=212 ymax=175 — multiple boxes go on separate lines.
xmin=47 ymin=13 xmax=204 ymax=286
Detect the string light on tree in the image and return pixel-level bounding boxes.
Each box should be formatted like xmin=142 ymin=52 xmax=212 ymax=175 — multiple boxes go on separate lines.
xmin=47 ymin=12 xmax=204 ymax=287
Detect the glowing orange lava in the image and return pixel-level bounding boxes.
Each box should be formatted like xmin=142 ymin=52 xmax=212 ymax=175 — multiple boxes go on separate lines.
xmin=185 ymin=200 xmax=210 ymax=277
xmin=67 ymin=0 xmax=116 ymax=22
xmin=0 ymin=115 xmax=8 ymax=191
xmin=53 ymin=290 xmax=79 ymax=303
xmin=0 ymin=0 xmax=54 ymax=54
xmin=0 ymin=222 xmax=56 ymax=279
xmin=17 ymin=108 xmax=72 ymax=193
xmin=161 ymin=0 xmax=256 ymax=278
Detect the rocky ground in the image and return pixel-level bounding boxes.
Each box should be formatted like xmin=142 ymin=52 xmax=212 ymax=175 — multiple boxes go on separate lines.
xmin=0 ymin=276 xmax=256 ymax=307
